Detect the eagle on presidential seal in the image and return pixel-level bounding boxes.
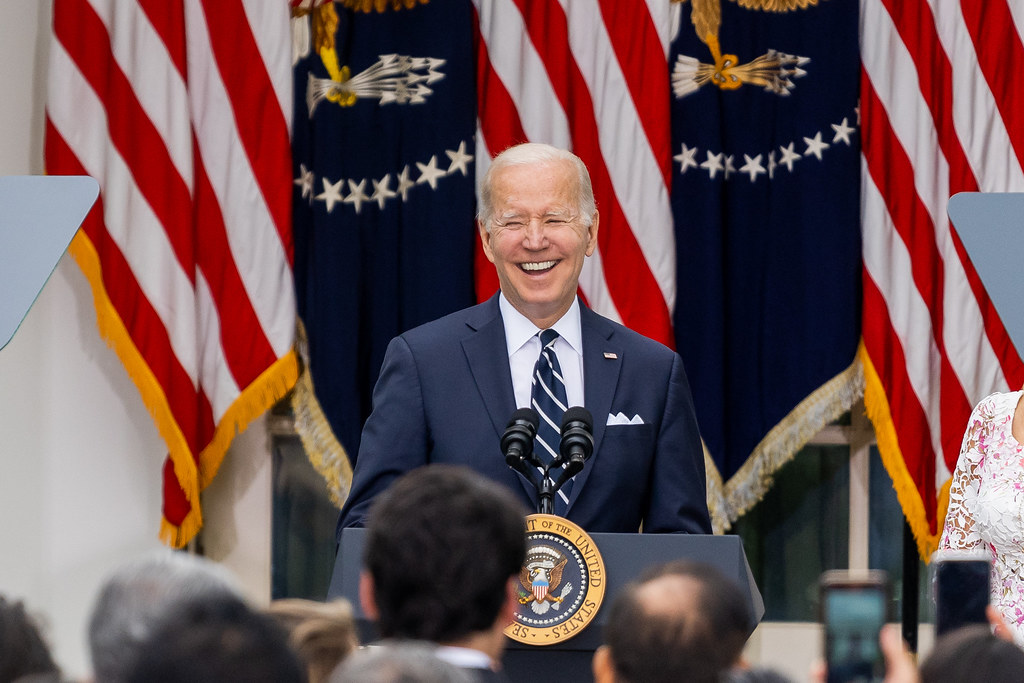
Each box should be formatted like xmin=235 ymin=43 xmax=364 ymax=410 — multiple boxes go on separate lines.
xmin=518 ymin=546 xmax=573 ymax=615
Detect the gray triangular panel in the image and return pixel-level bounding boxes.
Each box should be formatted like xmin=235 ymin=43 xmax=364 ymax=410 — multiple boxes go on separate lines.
xmin=0 ymin=175 xmax=99 ymax=350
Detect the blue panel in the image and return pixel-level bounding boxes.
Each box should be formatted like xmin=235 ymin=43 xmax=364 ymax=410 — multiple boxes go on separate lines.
xmin=948 ymin=192 xmax=1024 ymax=361
xmin=0 ymin=175 xmax=98 ymax=350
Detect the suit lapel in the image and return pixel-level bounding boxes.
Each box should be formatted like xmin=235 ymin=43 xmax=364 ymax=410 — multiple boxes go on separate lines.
xmin=460 ymin=296 xmax=538 ymax=508
xmin=565 ymin=306 xmax=622 ymax=513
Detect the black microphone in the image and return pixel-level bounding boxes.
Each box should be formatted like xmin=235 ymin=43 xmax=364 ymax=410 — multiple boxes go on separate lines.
xmin=556 ymin=407 xmax=594 ymax=481
xmin=502 ymin=408 xmax=539 ymax=474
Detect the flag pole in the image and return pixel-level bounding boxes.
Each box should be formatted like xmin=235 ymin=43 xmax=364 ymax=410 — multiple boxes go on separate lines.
xmin=901 ymin=519 xmax=919 ymax=654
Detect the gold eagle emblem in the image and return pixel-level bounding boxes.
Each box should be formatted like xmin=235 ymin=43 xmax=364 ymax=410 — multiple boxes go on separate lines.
xmin=292 ymin=0 xmax=444 ymax=113
xmin=674 ymin=0 xmax=822 ymax=97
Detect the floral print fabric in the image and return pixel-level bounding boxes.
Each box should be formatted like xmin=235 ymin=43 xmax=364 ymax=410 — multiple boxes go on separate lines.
xmin=939 ymin=390 xmax=1024 ymax=644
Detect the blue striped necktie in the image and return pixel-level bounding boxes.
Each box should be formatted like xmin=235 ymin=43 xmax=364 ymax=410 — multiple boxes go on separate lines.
xmin=531 ymin=329 xmax=571 ymax=514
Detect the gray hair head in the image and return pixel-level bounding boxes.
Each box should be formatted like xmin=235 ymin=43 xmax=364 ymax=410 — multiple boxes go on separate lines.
xmin=329 ymin=641 xmax=474 ymax=683
xmin=88 ymin=550 xmax=242 ymax=683
xmin=477 ymin=142 xmax=596 ymax=231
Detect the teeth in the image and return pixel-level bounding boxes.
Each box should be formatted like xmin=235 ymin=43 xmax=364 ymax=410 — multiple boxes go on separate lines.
xmin=522 ymin=261 xmax=556 ymax=271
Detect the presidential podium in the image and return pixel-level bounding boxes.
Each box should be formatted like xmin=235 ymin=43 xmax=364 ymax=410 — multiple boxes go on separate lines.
xmin=328 ymin=529 xmax=763 ymax=683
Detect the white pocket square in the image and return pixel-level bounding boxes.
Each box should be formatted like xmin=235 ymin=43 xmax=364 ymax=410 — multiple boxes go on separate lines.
xmin=607 ymin=412 xmax=644 ymax=426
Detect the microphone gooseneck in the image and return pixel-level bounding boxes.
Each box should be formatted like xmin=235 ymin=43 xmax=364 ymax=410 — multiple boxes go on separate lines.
xmin=502 ymin=406 xmax=594 ymax=515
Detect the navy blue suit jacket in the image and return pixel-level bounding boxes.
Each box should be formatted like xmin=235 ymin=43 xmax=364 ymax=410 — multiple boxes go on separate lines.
xmin=338 ymin=296 xmax=711 ymax=535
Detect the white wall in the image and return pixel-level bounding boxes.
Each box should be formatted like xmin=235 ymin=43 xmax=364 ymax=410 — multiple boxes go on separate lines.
xmin=0 ymin=3 xmax=272 ymax=678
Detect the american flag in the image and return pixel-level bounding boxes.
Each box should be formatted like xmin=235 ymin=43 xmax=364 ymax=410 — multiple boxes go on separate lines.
xmin=45 ymin=0 xmax=298 ymax=548
xmin=860 ymin=0 xmax=1024 ymax=558
xmin=474 ymin=0 xmax=676 ymax=347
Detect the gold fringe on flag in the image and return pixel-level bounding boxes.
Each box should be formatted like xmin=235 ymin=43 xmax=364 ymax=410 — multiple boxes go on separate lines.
xmin=722 ymin=354 xmax=865 ymax=523
xmin=197 ymin=352 xmax=299 ymax=489
xmin=69 ymin=232 xmax=201 ymax=546
xmin=70 ymin=231 xmax=299 ymax=549
xmin=291 ymin=319 xmax=354 ymax=509
xmin=859 ymin=341 xmax=943 ymax=561
xmin=703 ymin=444 xmax=729 ymax=534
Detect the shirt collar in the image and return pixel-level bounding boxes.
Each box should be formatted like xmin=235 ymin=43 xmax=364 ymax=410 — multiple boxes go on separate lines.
xmin=434 ymin=645 xmax=495 ymax=670
xmin=498 ymin=293 xmax=582 ymax=357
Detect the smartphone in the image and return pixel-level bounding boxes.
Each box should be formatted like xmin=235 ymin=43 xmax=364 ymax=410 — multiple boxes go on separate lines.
xmin=820 ymin=569 xmax=889 ymax=683
xmin=931 ymin=550 xmax=991 ymax=636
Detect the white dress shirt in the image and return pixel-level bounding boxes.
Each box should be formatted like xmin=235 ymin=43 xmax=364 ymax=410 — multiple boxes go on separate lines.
xmin=434 ymin=644 xmax=496 ymax=671
xmin=498 ymin=293 xmax=585 ymax=410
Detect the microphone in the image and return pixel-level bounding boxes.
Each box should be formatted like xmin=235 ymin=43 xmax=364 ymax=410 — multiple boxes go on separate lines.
xmin=502 ymin=408 xmax=539 ymax=474
xmin=556 ymin=407 xmax=594 ymax=483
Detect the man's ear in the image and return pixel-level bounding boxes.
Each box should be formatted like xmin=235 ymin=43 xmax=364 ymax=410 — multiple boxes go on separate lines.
xmin=478 ymin=220 xmax=496 ymax=264
xmin=359 ymin=571 xmax=379 ymax=621
xmin=592 ymin=644 xmax=616 ymax=683
xmin=584 ymin=210 xmax=599 ymax=257
xmin=499 ymin=576 xmax=519 ymax=626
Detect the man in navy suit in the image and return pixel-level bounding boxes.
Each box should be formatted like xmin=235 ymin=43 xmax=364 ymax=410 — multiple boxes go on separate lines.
xmin=339 ymin=142 xmax=711 ymax=535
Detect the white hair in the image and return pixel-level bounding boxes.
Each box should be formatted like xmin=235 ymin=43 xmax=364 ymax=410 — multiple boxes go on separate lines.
xmin=477 ymin=142 xmax=596 ymax=231
xmin=88 ymin=550 xmax=243 ymax=682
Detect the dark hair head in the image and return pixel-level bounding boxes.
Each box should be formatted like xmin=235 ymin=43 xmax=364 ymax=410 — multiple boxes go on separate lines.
xmin=124 ymin=595 xmax=305 ymax=683
xmin=364 ymin=464 xmax=527 ymax=643
xmin=0 ymin=595 xmax=59 ymax=682
xmin=603 ymin=560 xmax=752 ymax=683
xmin=920 ymin=624 xmax=1024 ymax=683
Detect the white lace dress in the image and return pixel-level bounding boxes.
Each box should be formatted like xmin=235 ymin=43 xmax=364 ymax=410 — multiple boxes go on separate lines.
xmin=939 ymin=390 xmax=1024 ymax=645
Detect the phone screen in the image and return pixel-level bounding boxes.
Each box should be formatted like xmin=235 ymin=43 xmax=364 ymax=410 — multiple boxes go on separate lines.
xmin=823 ymin=584 xmax=887 ymax=683
xmin=934 ymin=558 xmax=990 ymax=636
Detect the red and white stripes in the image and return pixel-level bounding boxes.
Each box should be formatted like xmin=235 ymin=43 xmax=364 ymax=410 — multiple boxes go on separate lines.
xmin=474 ymin=0 xmax=676 ymax=346
xmin=45 ymin=0 xmax=297 ymax=547
xmin=860 ymin=0 xmax=1024 ymax=557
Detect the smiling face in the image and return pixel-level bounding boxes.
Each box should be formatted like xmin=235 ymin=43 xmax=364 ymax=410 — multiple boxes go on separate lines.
xmin=478 ymin=159 xmax=599 ymax=329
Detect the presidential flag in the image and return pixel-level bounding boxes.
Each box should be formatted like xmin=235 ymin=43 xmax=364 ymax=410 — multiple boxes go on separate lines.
xmin=45 ymin=0 xmax=298 ymax=547
xmin=860 ymin=0 xmax=1024 ymax=558
xmin=295 ymin=2 xmax=866 ymax=530
xmin=670 ymin=0 xmax=862 ymax=526
xmin=290 ymin=1 xmax=478 ymax=503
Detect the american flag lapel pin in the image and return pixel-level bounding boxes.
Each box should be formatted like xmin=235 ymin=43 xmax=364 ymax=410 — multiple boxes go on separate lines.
xmin=603 ymin=352 xmax=617 ymax=359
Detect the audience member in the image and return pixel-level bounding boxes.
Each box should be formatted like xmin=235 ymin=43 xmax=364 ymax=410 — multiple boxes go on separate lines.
xmin=360 ymin=464 xmax=527 ymax=680
xmin=939 ymin=390 xmax=1024 ymax=644
xmin=876 ymin=625 xmax=918 ymax=683
xmin=0 ymin=595 xmax=61 ymax=683
xmin=123 ymin=594 xmax=305 ymax=683
xmin=593 ymin=560 xmax=752 ymax=683
xmin=329 ymin=641 xmax=473 ymax=683
xmin=267 ymin=597 xmax=359 ymax=683
xmin=724 ymin=666 xmax=796 ymax=683
xmin=919 ymin=623 xmax=1024 ymax=683
xmin=87 ymin=549 xmax=242 ymax=682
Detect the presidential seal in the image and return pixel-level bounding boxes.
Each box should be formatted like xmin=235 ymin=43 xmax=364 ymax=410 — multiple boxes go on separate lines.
xmin=505 ymin=513 xmax=606 ymax=645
